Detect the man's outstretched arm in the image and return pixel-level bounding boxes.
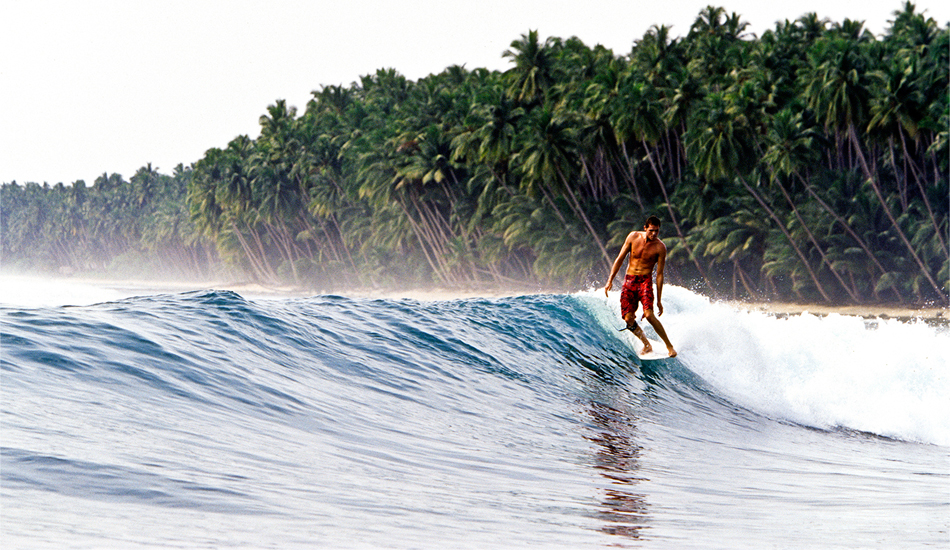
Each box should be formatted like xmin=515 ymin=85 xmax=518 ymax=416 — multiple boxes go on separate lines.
xmin=604 ymin=240 xmax=631 ymax=296
xmin=655 ymin=245 xmax=667 ymax=315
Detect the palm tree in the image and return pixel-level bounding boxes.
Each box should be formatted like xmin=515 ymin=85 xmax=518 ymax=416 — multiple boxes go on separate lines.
xmin=871 ymin=7 xmax=949 ymax=264
xmin=687 ymin=91 xmax=835 ymax=302
xmin=503 ymin=30 xmax=561 ymax=106
xmin=605 ymin=72 xmax=714 ymax=290
xmin=686 ymin=6 xmax=751 ymax=91
xmin=517 ymin=106 xmax=611 ymax=268
xmin=452 ymin=88 xmax=524 ymax=186
xmin=763 ymin=108 xmax=864 ymax=301
xmin=804 ymin=29 xmax=945 ymax=299
xmin=131 ymin=163 xmax=161 ymax=208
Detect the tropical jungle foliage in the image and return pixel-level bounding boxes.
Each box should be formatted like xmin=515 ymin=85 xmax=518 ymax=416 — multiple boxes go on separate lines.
xmin=2 ymin=165 xmax=216 ymax=279
xmin=3 ymin=3 xmax=948 ymax=304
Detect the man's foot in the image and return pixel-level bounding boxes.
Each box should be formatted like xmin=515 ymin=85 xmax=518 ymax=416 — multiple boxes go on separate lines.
xmin=667 ymin=347 xmax=677 ymax=358
xmin=640 ymin=341 xmax=653 ymax=355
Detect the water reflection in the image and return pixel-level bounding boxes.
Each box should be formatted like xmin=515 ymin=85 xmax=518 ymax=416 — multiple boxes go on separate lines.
xmin=585 ymin=401 xmax=650 ymax=540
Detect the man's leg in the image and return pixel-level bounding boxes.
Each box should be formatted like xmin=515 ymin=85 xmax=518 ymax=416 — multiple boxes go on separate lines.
xmin=623 ymin=312 xmax=653 ymax=355
xmin=643 ymin=310 xmax=677 ymax=357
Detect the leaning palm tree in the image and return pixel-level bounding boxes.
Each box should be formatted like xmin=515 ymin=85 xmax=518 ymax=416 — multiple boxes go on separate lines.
xmin=516 ymin=106 xmax=611 ymax=269
xmin=763 ymin=108 xmax=862 ymax=302
xmin=869 ymin=25 xmax=948 ymax=263
xmin=803 ymin=30 xmax=944 ymax=299
xmin=686 ymin=91 xmax=835 ymax=302
xmin=607 ymin=73 xmax=714 ymax=290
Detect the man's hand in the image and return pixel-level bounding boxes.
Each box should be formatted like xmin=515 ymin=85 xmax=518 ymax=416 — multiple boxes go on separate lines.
xmin=603 ymin=281 xmax=612 ymax=297
xmin=657 ymin=301 xmax=664 ymax=316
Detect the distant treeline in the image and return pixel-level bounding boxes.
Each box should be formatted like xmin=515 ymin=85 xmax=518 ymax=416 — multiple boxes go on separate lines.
xmin=2 ymin=3 xmax=947 ymax=304
xmin=1 ymin=165 xmax=219 ymax=280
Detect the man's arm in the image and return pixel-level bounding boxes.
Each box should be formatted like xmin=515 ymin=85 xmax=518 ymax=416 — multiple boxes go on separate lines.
xmin=603 ymin=237 xmax=632 ymax=296
xmin=655 ymin=244 xmax=667 ymax=315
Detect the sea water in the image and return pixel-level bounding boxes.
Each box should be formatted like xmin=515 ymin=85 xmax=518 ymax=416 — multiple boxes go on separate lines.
xmin=1 ymin=279 xmax=947 ymax=548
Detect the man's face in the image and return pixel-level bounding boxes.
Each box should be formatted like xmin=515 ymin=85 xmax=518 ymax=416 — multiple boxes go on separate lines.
xmin=644 ymin=224 xmax=659 ymax=241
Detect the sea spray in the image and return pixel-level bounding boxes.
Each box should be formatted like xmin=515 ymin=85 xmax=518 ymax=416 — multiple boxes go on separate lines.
xmin=583 ymin=286 xmax=949 ymax=445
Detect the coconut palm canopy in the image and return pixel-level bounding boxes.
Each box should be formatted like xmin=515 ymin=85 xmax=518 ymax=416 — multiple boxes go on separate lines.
xmin=3 ymin=3 xmax=947 ymax=305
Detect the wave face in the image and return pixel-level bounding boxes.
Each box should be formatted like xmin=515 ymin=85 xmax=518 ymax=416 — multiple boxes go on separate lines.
xmin=2 ymin=286 xmax=948 ymax=548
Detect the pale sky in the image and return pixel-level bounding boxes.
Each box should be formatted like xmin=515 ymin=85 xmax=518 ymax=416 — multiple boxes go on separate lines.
xmin=3 ymin=0 xmax=946 ymax=187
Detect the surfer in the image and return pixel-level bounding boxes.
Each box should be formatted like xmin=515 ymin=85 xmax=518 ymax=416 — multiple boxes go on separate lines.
xmin=604 ymin=215 xmax=677 ymax=357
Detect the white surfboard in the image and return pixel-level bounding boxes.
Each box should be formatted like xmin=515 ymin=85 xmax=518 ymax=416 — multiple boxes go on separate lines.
xmin=637 ymin=338 xmax=672 ymax=361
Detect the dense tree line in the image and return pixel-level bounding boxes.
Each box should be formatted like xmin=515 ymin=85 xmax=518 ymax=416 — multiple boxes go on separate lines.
xmin=3 ymin=3 xmax=947 ymax=304
xmin=1 ymin=165 xmax=216 ymax=279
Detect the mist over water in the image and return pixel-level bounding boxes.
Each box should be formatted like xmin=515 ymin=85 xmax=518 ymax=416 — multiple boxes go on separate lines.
xmin=0 ymin=274 xmax=130 ymax=307
xmin=2 ymin=279 xmax=947 ymax=548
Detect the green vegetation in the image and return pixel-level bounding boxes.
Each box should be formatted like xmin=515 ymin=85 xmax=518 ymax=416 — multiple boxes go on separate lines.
xmin=3 ymin=3 xmax=947 ymax=304
xmin=2 ymin=165 xmax=217 ymax=280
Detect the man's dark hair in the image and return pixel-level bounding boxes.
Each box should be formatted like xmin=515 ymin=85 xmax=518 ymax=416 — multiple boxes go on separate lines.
xmin=645 ymin=215 xmax=661 ymax=228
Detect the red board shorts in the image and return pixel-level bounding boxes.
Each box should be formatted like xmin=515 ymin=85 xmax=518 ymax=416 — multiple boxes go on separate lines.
xmin=620 ymin=274 xmax=654 ymax=318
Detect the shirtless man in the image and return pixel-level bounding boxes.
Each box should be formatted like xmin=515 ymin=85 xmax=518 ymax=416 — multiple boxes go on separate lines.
xmin=603 ymin=215 xmax=677 ymax=357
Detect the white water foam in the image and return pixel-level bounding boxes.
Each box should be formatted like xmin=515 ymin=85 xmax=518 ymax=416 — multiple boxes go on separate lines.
xmin=582 ymin=286 xmax=950 ymax=446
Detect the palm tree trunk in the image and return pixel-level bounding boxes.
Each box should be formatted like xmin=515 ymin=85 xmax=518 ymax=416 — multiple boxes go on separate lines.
xmin=800 ymin=178 xmax=903 ymax=302
xmin=232 ymin=221 xmax=276 ymax=282
xmin=888 ymin=137 xmax=909 ymax=212
xmin=246 ymin=222 xmax=281 ymax=282
xmin=265 ymin=222 xmax=300 ymax=283
xmin=737 ymin=174 xmax=833 ymax=303
xmin=848 ymin=125 xmax=944 ymax=300
xmin=734 ymin=258 xmax=758 ymax=298
xmin=579 ymin=156 xmax=600 ymax=202
xmin=398 ymin=200 xmax=452 ymax=284
xmin=899 ymin=131 xmax=949 ymax=260
xmin=773 ymin=177 xmax=861 ymax=302
xmin=619 ymin=142 xmax=645 ymax=210
xmin=643 ymin=139 xmax=716 ymax=293
xmin=328 ymin=213 xmax=367 ymax=286
xmin=535 ymin=181 xmax=569 ymax=225
xmin=553 ymin=166 xmax=611 ymax=269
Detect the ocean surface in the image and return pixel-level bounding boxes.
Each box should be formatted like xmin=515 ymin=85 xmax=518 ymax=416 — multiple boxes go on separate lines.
xmin=2 ymin=277 xmax=948 ymax=549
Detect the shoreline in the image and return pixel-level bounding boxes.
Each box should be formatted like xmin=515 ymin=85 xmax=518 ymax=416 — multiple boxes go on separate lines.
xmin=2 ymin=273 xmax=947 ymax=320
